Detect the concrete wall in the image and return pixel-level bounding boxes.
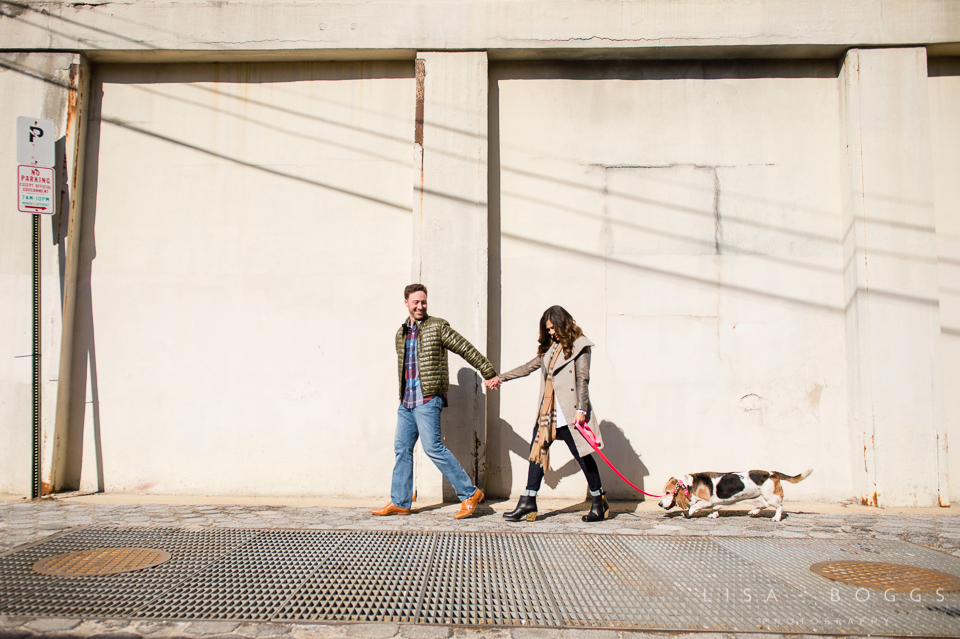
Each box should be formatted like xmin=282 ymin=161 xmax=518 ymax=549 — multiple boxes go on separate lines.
xmin=64 ymin=61 xmax=415 ymax=496
xmin=1 ymin=2 xmax=956 ymax=506
xmin=929 ymin=57 xmax=960 ymax=504
xmin=0 ymin=53 xmax=83 ymax=496
xmin=488 ymin=60 xmax=848 ymax=501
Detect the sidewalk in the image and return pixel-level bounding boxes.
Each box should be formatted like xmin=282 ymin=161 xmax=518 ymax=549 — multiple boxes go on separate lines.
xmin=2 ymin=494 xmax=959 ymax=639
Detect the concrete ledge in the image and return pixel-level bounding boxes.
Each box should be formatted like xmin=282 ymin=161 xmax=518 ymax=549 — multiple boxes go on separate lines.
xmin=0 ymin=0 xmax=957 ymax=60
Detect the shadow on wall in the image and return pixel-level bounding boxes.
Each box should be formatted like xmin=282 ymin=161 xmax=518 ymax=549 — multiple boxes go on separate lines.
xmin=437 ymin=367 xmax=484 ymax=502
xmin=53 ymin=135 xmax=68 ymax=302
xmin=587 ymin=420 xmax=651 ymax=501
xmin=541 ymin=420 xmax=651 ymax=500
xmin=485 ymin=411 xmax=530 ymax=498
xmin=486 ymin=414 xmax=651 ymax=501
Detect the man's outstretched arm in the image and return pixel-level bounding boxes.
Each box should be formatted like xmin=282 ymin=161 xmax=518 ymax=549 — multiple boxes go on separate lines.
xmin=440 ymin=324 xmax=497 ymax=380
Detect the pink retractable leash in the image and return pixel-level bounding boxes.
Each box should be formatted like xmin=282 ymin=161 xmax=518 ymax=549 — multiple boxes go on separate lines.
xmin=573 ymin=421 xmax=661 ymax=498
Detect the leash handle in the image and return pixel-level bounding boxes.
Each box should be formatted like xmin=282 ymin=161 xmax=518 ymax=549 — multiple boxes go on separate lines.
xmin=573 ymin=421 xmax=661 ymax=499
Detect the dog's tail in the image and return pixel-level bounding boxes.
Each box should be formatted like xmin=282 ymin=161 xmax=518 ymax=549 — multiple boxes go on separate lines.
xmin=773 ymin=469 xmax=813 ymax=483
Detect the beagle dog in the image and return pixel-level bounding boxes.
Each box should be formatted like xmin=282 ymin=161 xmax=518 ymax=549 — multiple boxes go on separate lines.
xmin=658 ymin=469 xmax=812 ymax=522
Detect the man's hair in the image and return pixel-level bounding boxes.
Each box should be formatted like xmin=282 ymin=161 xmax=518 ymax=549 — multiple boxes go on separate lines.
xmin=404 ymin=283 xmax=428 ymax=300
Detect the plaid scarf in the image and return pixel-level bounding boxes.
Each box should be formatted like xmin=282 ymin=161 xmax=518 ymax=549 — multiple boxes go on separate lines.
xmin=528 ymin=345 xmax=563 ymax=471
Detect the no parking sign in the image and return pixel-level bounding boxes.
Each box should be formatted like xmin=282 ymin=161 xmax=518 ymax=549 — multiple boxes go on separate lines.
xmin=18 ymin=165 xmax=55 ymax=214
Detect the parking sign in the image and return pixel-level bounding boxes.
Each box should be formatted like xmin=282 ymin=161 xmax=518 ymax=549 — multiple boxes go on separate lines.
xmin=18 ymin=165 xmax=56 ymax=215
xmin=17 ymin=117 xmax=55 ymax=168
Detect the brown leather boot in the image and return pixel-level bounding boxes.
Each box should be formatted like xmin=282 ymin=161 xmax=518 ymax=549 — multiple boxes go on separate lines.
xmin=454 ymin=489 xmax=484 ymax=519
xmin=370 ymin=502 xmax=411 ymax=516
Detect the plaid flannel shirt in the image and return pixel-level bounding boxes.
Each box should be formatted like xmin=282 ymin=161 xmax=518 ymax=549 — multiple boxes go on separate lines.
xmin=401 ymin=321 xmax=445 ymax=409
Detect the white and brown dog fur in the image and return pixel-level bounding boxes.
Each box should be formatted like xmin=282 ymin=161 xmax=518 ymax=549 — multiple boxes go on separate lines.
xmin=658 ymin=469 xmax=812 ymax=522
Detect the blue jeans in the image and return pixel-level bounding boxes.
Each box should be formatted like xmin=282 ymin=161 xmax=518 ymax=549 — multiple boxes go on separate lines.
xmin=391 ymin=396 xmax=477 ymax=508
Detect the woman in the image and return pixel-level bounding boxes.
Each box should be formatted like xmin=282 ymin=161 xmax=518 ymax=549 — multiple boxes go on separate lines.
xmin=487 ymin=306 xmax=608 ymax=522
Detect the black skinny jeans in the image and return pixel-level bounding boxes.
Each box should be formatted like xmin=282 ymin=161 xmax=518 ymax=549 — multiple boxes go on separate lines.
xmin=526 ymin=424 xmax=603 ymax=493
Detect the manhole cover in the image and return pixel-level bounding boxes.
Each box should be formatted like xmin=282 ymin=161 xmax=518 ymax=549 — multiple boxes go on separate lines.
xmin=32 ymin=548 xmax=172 ymax=577
xmin=810 ymin=560 xmax=960 ymax=592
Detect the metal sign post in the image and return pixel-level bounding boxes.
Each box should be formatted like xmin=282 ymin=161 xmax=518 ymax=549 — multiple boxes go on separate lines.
xmin=17 ymin=116 xmax=55 ymax=499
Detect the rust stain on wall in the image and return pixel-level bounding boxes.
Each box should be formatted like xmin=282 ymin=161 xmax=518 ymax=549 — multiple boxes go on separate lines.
xmin=66 ymin=64 xmax=80 ymax=135
xmin=860 ymin=492 xmax=878 ymax=507
xmin=473 ymin=432 xmax=482 ymax=486
xmin=414 ymin=58 xmax=425 ymax=146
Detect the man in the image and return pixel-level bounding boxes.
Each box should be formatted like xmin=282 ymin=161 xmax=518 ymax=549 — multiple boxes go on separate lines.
xmin=371 ymin=283 xmax=497 ymax=519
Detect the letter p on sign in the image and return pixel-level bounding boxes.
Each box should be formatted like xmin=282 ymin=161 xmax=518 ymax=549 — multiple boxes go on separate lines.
xmin=17 ymin=117 xmax=55 ymax=168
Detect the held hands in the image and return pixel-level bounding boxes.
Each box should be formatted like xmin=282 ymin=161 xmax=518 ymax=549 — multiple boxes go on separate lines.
xmin=484 ymin=375 xmax=502 ymax=391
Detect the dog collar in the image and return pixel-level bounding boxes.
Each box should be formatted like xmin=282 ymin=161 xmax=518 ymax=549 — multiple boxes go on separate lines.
xmin=675 ymin=480 xmax=690 ymax=500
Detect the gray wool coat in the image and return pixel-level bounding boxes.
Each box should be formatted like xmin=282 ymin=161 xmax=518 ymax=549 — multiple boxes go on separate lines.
xmin=499 ymin=334 xmax=604 ymax=457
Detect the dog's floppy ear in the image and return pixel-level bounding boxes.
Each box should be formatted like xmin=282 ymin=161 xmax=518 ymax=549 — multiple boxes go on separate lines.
xmin=660 ymin=478 xmax=678 ymax=508
xmin=674 ymin=481 xmax=690 ymax=510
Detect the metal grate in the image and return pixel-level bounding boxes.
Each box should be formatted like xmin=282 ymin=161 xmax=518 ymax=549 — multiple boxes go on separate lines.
xmin=33 ymin=548 xmax=171 ymax=577
xmin=811 ymin=561 xmax=960 ymax=593
xmin=417 ymin=533 xmax=559 ymax=626
xmin=530 ymin=534 xmax=669 ymax=629
xmin=716 ymin=537 xmax=960 ymax=636
xmin=0 ymin=527 xmax=258 ymax=618
xmin=2 ymin=527 xmax=960 ymax=636
xmin=273 ymin=531 xmax=434 ymax=623
xmin=137 ymin=530 xmax=343 ymax=621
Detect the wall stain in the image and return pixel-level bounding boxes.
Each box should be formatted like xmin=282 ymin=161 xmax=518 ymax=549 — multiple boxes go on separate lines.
xmin=0 ymin=2 xmax=28 ymax=19
xmin=414 ymin=58 xmax=425 ymax=146
xmin=807 ymin=383 xmax=823 ymax=408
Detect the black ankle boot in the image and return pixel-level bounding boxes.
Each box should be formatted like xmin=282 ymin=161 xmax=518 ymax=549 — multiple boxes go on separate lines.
xmin=582 ymin=492 xmax=609 ymax=522
xmin=503 ymin=495 xmax=538 ymax=522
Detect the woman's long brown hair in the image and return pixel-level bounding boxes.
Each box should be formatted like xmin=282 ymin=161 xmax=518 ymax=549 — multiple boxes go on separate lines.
xmin=537 ymin=305 xmax=583 ymax=358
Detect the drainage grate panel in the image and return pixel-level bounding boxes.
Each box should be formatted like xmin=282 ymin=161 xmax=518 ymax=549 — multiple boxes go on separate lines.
xmin=417 ymin=533 xmax=559 ymax=626
xmin=273 ymin=531 xmax=434 ymax=623
xmin=529 ymin=534 xmax=672 ymax=628
xmin=621 ymin=536 xmax=842 ymax=633
xmin=2 ymin=527 xmax=960 ymax=636
xmin=136 ymin=530 xmax=344 ymax=621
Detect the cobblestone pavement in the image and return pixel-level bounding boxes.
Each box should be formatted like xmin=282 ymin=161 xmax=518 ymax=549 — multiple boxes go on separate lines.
xmin=2 ymin=497 xmax=959 ymax=639
xmin=0 ymin=617 xmax=865 ymax=639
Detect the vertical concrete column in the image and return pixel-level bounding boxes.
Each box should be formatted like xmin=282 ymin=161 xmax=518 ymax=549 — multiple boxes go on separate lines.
xmin=412 ymin=51 xmax=489 ymax=504
xmin=50 ymin=56 xmax=91 ymax=493
xmin=928 ymin=58 xmax=960 ymax=506
xmin=840 ymin=48 xmax=948 ymax=507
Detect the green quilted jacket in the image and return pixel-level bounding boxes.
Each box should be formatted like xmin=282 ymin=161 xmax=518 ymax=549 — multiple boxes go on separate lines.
xmin=395 ymin=316 xmax=497 ymax=399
